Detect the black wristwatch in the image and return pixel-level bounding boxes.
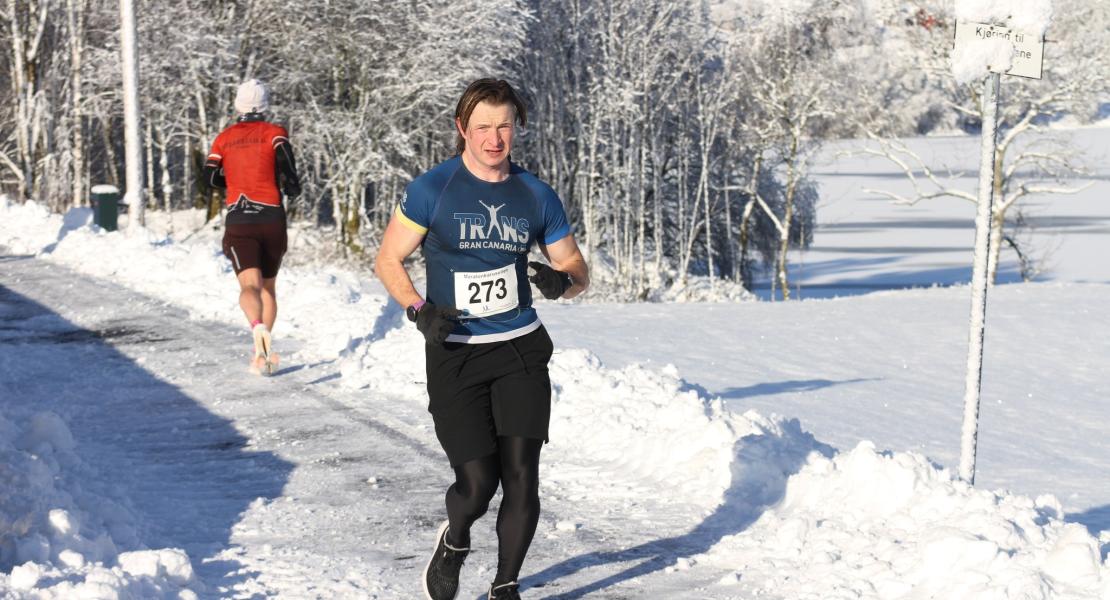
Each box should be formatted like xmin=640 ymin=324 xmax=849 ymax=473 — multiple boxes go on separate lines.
xmin=406 ymin=300 xmax=426 ymax=323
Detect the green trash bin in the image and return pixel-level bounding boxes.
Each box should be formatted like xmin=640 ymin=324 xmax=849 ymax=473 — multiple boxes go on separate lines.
xmin=91 ymin=184 xmax=120 ymax=232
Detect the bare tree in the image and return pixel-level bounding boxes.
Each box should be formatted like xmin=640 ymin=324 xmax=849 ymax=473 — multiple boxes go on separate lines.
xmin=64 ymin=0 xmax=86 ymax=207
xmin=3 ymin=0 xmax=57 ymax=201
xmin=861 ymin=0 xmax=1106 ymax=283
xmin=728 ymin=4 xmax=838 ymax=299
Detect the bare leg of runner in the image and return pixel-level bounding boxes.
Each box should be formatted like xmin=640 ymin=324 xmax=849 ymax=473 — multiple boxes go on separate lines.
xmin=236 ymin=268 xmax=277 ymax=373
xmin=261 ymin=277 xmax=278 ymax=332
xmin=235 ymin=268 xmax=264 ymax=324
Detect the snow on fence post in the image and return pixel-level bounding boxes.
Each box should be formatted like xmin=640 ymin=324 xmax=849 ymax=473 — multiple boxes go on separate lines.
xmin=119 ymin=0 xmax=144 ymax=230
xmin=959 ymin=71 xmax=1000 ymax=485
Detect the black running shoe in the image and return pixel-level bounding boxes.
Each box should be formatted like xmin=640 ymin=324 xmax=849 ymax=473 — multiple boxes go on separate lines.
xmin=488 ymin=581 xmax=521 ymax=599
xmin=423 ymin=520 xmax=470 ymax=600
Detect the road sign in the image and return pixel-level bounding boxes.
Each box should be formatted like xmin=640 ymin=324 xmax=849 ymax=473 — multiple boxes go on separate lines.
xmin=955 ymin=21 xmax=1045 ymax=80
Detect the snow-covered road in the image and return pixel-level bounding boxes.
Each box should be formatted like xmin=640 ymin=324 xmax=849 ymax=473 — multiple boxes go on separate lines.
xmin=1 ymin=253 xmax=448 ymax=596
xmin=1 ymin=253 xmax=777 ymax=598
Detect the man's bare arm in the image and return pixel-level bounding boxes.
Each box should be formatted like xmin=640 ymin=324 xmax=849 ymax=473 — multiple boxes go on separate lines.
xmin=541 ymin=235 xmax=589 ymax=300
xmin=375 ymin=214 xmax=426 ymax=308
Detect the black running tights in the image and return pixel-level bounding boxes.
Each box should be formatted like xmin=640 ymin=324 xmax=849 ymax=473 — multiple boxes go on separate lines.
xmin=445 ymin=436 xmax=543 ymax=585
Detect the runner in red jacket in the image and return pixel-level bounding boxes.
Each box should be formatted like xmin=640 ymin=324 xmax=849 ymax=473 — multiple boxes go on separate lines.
xmin=204 ymin=79 xmax=302 ymax=375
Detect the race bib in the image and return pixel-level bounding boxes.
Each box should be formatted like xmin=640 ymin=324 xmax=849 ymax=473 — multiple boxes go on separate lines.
xmin=453 ymin=264 xmax=519 ymax=318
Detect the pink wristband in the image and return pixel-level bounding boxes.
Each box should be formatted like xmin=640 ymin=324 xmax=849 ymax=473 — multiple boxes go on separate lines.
xmin=250 ymin=319 xmax=263 ymax=328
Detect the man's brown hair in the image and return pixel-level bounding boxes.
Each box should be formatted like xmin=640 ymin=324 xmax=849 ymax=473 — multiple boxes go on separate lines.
xmin=454 ymin=78 xmax=527 ymax=155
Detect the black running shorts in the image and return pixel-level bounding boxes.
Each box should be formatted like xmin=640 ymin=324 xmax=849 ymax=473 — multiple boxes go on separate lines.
xmin=425 ymin=326 xmax=554 ymax=466
xmin=222 ymin=221 xmax=287 ymax=279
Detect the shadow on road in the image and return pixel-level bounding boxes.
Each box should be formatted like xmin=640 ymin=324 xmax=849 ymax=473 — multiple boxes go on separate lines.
xmin=0 ymin=281 xmax=294 ymax=597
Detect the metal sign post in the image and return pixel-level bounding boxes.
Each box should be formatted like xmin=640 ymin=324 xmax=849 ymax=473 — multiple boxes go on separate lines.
xmin=954 ymin=23 xmax=1044 ymax=485
xmin=959 ymin=71 xmax=1000 ymax=485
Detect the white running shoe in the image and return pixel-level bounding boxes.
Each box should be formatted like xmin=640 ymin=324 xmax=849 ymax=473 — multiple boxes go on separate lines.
xmin=251 ymin=323 xmax=276 ymax=376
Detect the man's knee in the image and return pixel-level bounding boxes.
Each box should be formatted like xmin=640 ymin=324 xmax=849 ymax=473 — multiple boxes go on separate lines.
xmin=466 ymin=474 xmax=500 ymax=507
xmin=450 ymin=481 xmax=497 ymax=519
xmin=500 ymin=467 xmax=539 ymax=498
xmin=237 ymin=268 xmax=264 ymax=291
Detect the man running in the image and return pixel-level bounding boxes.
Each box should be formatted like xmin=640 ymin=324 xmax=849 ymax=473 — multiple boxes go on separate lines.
xmin=375 ymin=78 xmax=589 ymax=600
xmin=204 ymin=79 xmax=301 ymax=375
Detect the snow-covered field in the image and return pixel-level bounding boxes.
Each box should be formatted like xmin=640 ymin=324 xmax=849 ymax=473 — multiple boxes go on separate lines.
xmin=778 ymin=127 xmax=1110 ymax=298
xmin=2 ymin=128 xmax=1109 ymax=598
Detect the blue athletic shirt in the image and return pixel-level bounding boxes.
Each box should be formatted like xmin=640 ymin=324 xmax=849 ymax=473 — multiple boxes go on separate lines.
xmin=396 ymin=156 xmax=571 ymax=343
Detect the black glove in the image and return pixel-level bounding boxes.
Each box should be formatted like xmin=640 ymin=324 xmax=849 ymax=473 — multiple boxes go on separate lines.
xmin=281 ymin=181 xmax=301 ymax=199
xmin=202 ymin=162 xmax=226 ymax=190
xmin=415 ymin=303 xmax=462 ymax=345
xmin=528 ymin=261 xmax=572 ymax=300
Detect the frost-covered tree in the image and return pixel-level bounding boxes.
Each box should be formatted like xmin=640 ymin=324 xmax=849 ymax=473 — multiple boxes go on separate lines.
xmin=518 ymin=0 xmax=714 ymax=296
xmin=64 ymin=0 xmax=87 ymax=208
xmin=719 ymin=0 xmax=846 ymax=298
xmin=3 ymin=0 xmax=65 ymax=204
xmin=244 ymin=0 xmax=529 ymax=255
xmin=515 ymin=0 xmax=823 ymax=298
xmin=39 ymin=0 xmax=528 ymax=249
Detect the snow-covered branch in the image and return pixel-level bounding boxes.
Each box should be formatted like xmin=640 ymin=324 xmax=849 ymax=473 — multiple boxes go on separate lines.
xmin=859 ymin=134 xmax=977 ymax=204
xmin=1001 ymin=181 xmax=1093 ymax=211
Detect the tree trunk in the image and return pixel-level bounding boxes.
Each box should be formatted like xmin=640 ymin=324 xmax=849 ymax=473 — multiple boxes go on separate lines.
xmin=986 ymin=143 xmax=1007 ymax=284
xmin=8 ymin=0 xmax=33 ymax=200
xmin=700 ymin=147 xmax=714 ymax=290
xmin=724 ymin=186 xmax=732 ymax=279
xmin=206 ymin=191 xmax=221 ymax=223
xmin=343 ymin=180 xmax=363 ymax=255
xmin=987 ymin=208 xmax=1005 ymax=284
xmin=98 ymin=109 xmax=121 ymax=187
xmin=738 ymin=199 xmax=756 ymax=290
xmin=677 ymin=140 xmax=686 ymax=281
xmin=776 ymin=135 xmax=800 ymax=300
xmin=158 ymin=124 xmax=171 ymax=213
xmin=67 ymin=0 xmax=87 ymax=207
xmin=637 ymin=125 xmax=647 ymax=293
xmin=332 ymin=183 xmax=346 ymax=253
xmin=651 ymin=126 xmax=664 ymax=279
xmin=582 ymin=113 xmax=600 ymax=261
xmin=182 ymin=126 xmax=193 ymax=211
xmin=145 ymin=117 xmax=156 ymax=210
xmin=739 ymin=153 xmax=762 ymax=291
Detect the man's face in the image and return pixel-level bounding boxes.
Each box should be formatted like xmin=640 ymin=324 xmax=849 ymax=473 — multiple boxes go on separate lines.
xmin=457 ymin=101 xmax=515 ymax=172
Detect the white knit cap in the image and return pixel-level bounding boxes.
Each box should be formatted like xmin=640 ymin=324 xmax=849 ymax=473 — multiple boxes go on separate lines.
xmin=234 ymin=79 xmax=270 ymax=114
